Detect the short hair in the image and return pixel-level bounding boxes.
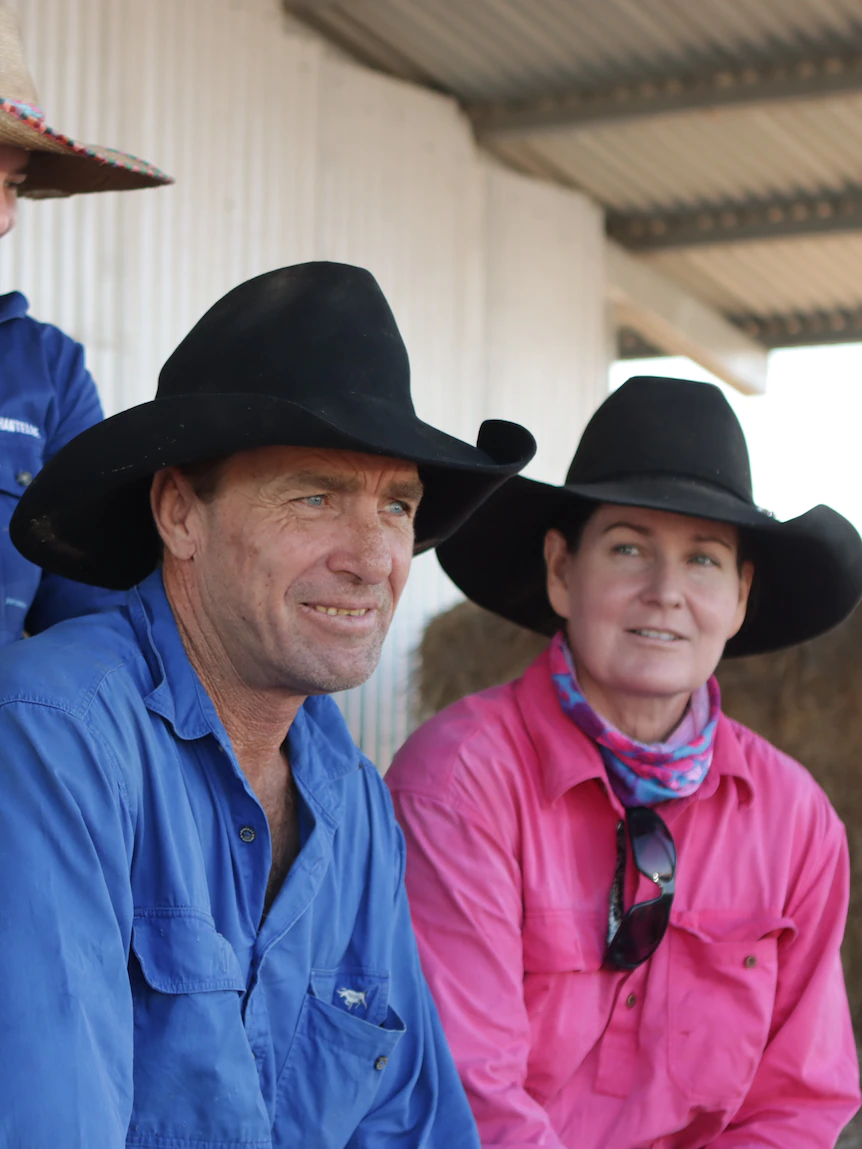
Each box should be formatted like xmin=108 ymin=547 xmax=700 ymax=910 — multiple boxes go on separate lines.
xmin=176 ymin=456 xmax=228 ymax=503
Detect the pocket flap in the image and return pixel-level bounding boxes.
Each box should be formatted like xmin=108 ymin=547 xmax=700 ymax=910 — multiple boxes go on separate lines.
xmin=131 ymin=912 xmax=246 ymax=994
xmin=523 ymin=909 xmax=604 ymax=972
xmin=672 ymin=909 xmax=796 ymax=945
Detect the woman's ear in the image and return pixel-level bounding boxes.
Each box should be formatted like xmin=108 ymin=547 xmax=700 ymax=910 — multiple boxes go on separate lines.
xmin=544 ymin=529 xmax=572 ymax=620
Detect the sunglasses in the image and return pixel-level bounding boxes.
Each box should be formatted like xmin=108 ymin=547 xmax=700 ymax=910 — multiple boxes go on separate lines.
xmin=603 ymin=806 xmax=676 ymax=972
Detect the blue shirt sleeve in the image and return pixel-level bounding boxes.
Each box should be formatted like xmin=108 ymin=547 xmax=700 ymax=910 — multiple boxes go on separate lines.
xmin=349 ymin=799 xmax=481 ymax=1149
xmin=0 ymin=698 xmax=135 ymax=1146
xmin=25 ymin=326 xmax=126 ymax=634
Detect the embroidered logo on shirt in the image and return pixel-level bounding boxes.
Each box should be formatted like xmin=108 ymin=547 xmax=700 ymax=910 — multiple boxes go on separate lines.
xmin=0 ymin=416 xmax=40 ymax=439
xmin=336 ymin=987 xmax=368 ymax=1010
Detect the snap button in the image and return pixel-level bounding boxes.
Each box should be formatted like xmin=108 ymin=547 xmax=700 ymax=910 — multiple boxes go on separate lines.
xmin=743 ymin=954 xmax=757 ymax=969
xmin=16 ymin=470 xmax=32 ymax=487
xmin=239 ymin=826 xmax=256 ymax=843
xmin=625 ymin=993 xmax=637 ymax=1008
xmin=374 ymin=1056 xmax=388 ymax=1071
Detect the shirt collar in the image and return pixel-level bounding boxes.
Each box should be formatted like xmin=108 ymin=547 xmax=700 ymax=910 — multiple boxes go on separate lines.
xmin=516 ymin=646 xmax=756 ymax=809
xmin=0 ymin=291 xmax=28 ymax=323
xmin=128 ymin=570 xmax=361 ymax=792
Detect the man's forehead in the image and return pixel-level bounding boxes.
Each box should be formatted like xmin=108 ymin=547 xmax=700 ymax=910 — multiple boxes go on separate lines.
xmin=226 ymin=444 xmax=421 ymax=485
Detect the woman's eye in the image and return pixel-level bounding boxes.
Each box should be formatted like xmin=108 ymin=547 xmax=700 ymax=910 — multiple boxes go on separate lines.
xmin=690 ymin=553 xmax=719 ymax=567
xmin=612 ymin=543 xmax=639 ymax=556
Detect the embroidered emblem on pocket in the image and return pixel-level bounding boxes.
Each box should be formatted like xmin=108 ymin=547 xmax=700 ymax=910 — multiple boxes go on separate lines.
xmin=336 ymin=987 xmax=368 ymax=1010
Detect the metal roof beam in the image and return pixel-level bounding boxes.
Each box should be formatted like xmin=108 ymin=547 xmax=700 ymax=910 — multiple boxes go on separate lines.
xmin=607 ymin=187 xmax=862 ymax=251
xmin=732 ymin=308 xmax=862 ymax=348
xmin=606 ymin=242 xmax=767 ymax=394
xmin=472 ymin=52 xmax=862 ymax=139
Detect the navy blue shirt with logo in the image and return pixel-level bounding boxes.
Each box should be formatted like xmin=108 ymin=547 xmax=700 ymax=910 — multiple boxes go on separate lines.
xmin=0 ymin=289 xmax=122 ymax=643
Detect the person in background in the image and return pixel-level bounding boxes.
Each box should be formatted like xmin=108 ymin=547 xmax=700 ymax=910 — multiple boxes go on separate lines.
xmin=0 ymin=4 xmax=170 ymax=644
xmin=0 ymin=260 xmax=534 ymax=1146
xmin=388 ymin=376 xmax=862 ymax=1148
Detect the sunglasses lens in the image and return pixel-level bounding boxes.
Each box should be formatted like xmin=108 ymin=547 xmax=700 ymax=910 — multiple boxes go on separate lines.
xmin=627 ymin=808 xmax=676 ymax=882
xmin=605 ymin=895 xmax=673 ymax=970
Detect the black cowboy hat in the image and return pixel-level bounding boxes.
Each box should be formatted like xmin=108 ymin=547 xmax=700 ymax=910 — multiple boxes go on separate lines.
xmin=11 ymin=262 xmax=535 ymax=589
xmin=437 ymin=376 xmax=862 ymax=658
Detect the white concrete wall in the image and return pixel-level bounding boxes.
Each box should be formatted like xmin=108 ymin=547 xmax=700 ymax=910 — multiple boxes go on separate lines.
xmin=1 ymin=0 xmax=609 ymax=767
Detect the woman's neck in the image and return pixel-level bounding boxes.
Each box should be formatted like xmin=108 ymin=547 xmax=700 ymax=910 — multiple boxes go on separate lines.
xmin=574 ymin=665 xmax=691 ymax=744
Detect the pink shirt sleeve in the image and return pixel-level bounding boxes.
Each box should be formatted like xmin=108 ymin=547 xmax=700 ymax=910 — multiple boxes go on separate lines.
xmin=391 ymin=787 xmax=567 ymax=1149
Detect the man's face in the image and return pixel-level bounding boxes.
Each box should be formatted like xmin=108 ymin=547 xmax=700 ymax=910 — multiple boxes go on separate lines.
xmin=0 ymin=146 xmax=28 ymax=238
xmin=169 ymin=446 xmax=422 ymax=696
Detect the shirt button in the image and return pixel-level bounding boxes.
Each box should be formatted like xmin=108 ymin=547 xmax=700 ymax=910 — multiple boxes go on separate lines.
xmin=374 ymin=1056 xmax=388 ymax=1071
xmin=239 ymin=826 xmax=256 ymax=843
xmin=625 ymin=993 xmax=637 ymax=1008
xmin=16 ymin=470 xmax=32 ymax=487
xmin=743 ymin=954 xmax=757 ymax=969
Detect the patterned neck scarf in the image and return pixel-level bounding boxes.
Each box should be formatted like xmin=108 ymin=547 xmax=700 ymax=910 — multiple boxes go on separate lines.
xmin=549 ymin=631 xmax=721 ymax=807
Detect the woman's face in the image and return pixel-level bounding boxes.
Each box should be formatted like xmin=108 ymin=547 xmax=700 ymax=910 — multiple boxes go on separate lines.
xmin=545 ymin=503 xmax=753 ymax=713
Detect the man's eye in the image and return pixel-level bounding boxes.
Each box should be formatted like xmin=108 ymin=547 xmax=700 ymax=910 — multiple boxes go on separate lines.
xmin=302 ymin=494 xmax=327 ymax=508
xmin=385 ymin=500 xmax=413 ymax=516
xmin=612 ymin=543 xmax=639 ymax=556
xmin=691 ymin=553 xmax=719 ymax=567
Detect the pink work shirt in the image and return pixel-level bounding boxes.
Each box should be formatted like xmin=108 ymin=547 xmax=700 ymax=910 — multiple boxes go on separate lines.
xmin=387 ymin=648 xmax=860 ymax=1148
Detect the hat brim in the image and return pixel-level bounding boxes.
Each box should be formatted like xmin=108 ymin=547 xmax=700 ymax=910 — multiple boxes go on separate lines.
xmin=436 ymin=474 xmax=862 ymax=657
xmin=0 ymin=103 xmax=172 ymax=195
xmin=11 ymin=392 xmax=535 ymax=589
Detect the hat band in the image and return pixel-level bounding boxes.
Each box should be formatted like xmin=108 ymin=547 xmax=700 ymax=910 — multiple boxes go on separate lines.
xmin=0 ymin=97 xmax=45 ymax=123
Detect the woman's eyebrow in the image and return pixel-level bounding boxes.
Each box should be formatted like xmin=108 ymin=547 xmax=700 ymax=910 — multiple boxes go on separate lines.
xmin=601 ymin=521 xmax=651 ymax=536
xmin=692 ymin=533 xmax=734 ymax=550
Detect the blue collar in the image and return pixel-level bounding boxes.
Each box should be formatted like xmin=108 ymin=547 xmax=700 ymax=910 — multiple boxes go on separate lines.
xmin=0 ymin=291 xmax=29 ymax=323
xmin=128 ymin=570 xmax=361 ymax=796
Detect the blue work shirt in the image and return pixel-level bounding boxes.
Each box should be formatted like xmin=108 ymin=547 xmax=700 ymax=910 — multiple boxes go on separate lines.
xmin=0 ymin=570 xmax=480 ymax=1149
xmin=0 ymin=290 xmax=124 ymax=644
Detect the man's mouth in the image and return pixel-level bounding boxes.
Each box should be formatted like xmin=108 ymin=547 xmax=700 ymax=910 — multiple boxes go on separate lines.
xmin=629 ymin=628 xmax=684 ymax=642
xmin=310 ymin=605 xmax=370 ymax=617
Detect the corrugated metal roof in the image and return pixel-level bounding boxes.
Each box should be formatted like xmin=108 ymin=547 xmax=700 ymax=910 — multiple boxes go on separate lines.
xmin=643 ymin=233 xmax=862 ymax=314
xmin=290 ymin=0 xmax=862 ymax=101
xmin=287 ymin=0 xmax=862 ymax=332
xmin=497 ymin=94 xmax=862 ymax=211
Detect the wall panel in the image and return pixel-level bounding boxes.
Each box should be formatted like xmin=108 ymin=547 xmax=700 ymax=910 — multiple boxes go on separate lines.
xmin=0 ymin=0 xmax=608 ymax=768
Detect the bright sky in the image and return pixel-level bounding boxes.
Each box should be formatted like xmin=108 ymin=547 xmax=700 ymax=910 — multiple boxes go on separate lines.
xmin=610 ymin=344 xmax=862 ymax=531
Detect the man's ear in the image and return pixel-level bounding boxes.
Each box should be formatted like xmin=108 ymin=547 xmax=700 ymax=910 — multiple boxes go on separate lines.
xmin=544 ymin=529 xmax=572 ymax=621
xmin=150 ymin=468 xmax=202 ymax=561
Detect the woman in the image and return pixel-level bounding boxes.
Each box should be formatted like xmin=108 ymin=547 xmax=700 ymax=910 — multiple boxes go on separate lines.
xmin=0 ymin=5 xmax=170 ymax=645
xmin=387 ymin=376 xmax=862 ymax=1148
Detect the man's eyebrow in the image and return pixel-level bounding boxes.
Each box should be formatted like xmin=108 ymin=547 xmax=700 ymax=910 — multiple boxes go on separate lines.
xmin=282 ymin=471 xmax=424 ymax=501
xmin=385 ymin=478 xmax=424 ymax=502
xmin=288 ymin=471 xmax=363 ymax=493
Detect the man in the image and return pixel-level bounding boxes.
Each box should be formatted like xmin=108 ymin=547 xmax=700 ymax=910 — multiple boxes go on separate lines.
xmin=0 ymin=261 xmax=535 ymax=1147
xmin=0 ymin=4 xmax=171 ymax=645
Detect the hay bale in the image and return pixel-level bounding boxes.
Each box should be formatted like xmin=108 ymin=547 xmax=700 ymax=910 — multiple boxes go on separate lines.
xmin=415 ymin=600 xmax=862 ymax=1031
xmin=415 ymin=600 xmax=548 ymax=723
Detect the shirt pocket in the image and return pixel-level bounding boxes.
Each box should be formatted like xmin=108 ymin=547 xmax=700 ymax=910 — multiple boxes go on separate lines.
xmin=127 ymin=910 xmax=271 ymax=1148
xmin=667 ymin=912 xmax=790 ymax=1109
xmin=0 ymin=443 xmax=42 ymax=642
xmin=522 ymin=909 xmax=607 ymax=1102
xmin=273 ymin=967 xmax=405 ymax=1149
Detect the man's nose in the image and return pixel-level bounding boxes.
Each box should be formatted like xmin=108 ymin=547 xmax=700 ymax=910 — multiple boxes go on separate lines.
xmin=328 ymin=513 xmax=393 ymax=583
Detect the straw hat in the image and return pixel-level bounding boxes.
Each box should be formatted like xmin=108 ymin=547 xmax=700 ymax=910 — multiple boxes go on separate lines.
xmin=0 ymin=5 xmax=171 ymax=196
